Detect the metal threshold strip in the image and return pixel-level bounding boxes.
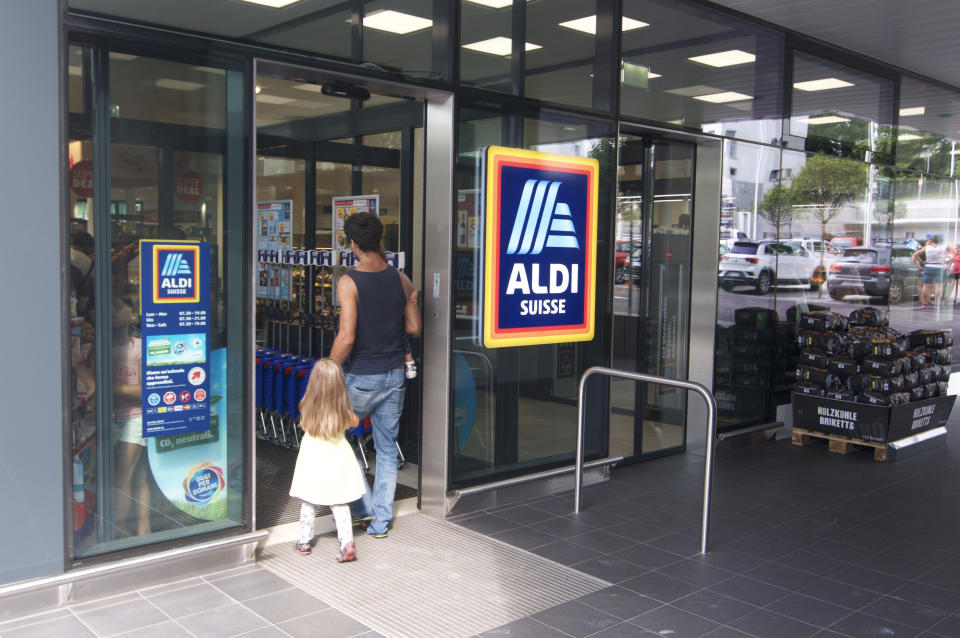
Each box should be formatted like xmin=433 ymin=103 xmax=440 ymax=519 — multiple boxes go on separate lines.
xmin=451 ymin=456 xmax=623 ymax=499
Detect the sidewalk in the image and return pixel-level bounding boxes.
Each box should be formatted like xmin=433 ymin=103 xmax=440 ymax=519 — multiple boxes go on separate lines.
xmin=2 ymin=422 xmax=959 ymax=637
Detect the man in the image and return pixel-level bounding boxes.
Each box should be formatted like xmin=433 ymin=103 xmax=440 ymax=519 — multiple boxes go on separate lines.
xmin=329 ymin=212 xmax=420 ymax=538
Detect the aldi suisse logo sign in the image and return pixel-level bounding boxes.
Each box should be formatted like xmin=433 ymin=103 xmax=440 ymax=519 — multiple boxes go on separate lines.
xmin=151 ymin=244 xmax=200 ymax=303
xmin=482 ymin=146 xmax=598 ymax=348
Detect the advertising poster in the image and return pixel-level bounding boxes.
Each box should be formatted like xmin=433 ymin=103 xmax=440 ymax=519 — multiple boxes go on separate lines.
xmin=481 ymin=146 xmax=599 ymax=348
xmin=139 ymin=240 xmax=211 ymax=438
xmin=147 ymin=347 xmax=228 ymax=521
xmin=257 ymin=200 xmax=293 ymax=300
xmin=332 ymin=195 xmax=379 ymax=252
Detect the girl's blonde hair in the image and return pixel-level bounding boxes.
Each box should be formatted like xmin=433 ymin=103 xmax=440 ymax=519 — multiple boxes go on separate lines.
xmin=298 ymin=359 xmax=357 ymax=440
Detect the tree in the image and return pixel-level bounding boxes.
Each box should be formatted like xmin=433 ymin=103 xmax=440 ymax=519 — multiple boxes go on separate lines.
xmin=758 ymin=184 xmax=798 ymax=238
xmin=791 ymin=155 xmax=869 ymax=296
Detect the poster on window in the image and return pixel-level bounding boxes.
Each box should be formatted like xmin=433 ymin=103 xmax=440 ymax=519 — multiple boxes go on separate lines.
xmin=257 ymin=200 xmax=293 ymax=300
xmin=331 ymin=195 xmax=379 ymax=253
xmin=139 ymin=240 xmax=211 ymax=438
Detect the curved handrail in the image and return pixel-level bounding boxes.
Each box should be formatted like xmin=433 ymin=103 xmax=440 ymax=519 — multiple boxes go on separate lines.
xmin=575 ymin=366 xmax=718 ymax=554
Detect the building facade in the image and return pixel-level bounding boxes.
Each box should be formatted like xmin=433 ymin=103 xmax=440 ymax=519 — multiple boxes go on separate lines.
xmin=2 ymin=0 xmax=958 ymax=600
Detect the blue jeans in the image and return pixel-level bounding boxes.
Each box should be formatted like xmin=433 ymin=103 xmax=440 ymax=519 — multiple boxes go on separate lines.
xmin=345 ymin=369 xmax=405 ymax=535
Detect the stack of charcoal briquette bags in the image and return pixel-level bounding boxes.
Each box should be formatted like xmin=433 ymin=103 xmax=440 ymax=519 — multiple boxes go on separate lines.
xmin=794 ymin=306 xmax=952 ymax=406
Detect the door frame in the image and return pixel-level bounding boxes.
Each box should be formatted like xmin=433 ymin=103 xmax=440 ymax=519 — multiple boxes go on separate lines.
xmin=249 ymin=59 xmax=455 ymax=526
xmin=614 ymin=123 xmax=722 ymax=459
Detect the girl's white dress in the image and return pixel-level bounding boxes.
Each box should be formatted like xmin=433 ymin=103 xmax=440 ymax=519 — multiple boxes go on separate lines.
xmin=289 ymin=431 xmax=367 ymax=506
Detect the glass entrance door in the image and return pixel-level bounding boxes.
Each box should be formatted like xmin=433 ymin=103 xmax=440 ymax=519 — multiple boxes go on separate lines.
xmin=253 ymin=64 xmax=424 ymax=528
xmin=610 ymin=133 xmax=695 ymax=461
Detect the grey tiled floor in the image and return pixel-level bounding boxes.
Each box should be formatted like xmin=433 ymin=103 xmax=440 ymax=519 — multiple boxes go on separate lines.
xmin=0 ymin=565 xmax=380 ymax=638
xmin=453 ymin=426 xmax=960 ymax=638
xmin=3 ymin=422 xmax=960 ymax=637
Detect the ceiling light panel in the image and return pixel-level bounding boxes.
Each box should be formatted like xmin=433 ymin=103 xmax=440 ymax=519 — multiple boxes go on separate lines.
xmin=693 ymin=91 xmax=753 ymax=103
xmin=688 ymin=49 xmax=755 ymax=67
xmin=558 ymin=15 xmax=649 ymax=35
xmin=465 ymin=0 xmax=513 ymax=7
xmin=463 ymin=37 xmax=541 ymax=56
xmin=239 ymin=0 xmax=302 ymax=7
xmin=363 ymin=10 xmax=432 ymax=34
xmin=805 ymin=116 xmax=851 ymax=125
xmin=794 ymin=78 xmax=855 ymax=91
xmin=899 ymin=106 xmax=925 ymax=117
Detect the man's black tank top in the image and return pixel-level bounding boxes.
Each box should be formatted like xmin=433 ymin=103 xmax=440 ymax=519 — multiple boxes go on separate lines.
xmin=344 ymin=267 xmax=405 ymax=374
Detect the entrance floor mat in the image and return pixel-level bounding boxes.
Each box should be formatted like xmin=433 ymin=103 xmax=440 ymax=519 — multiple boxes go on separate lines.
xmin=256 ymin=439 xmax=416 ymax=527
xmin=258 ymin=512 xmax=610 ymax=638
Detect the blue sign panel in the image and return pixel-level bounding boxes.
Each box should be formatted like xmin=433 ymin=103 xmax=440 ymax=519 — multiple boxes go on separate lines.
xmin=140 ymin=240 xmax=211 ymax=437
xmin=482 ymin=147 xmax=598 ymax=348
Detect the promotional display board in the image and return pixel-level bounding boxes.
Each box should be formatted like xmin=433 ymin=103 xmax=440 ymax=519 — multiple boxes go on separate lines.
xmin=147 ymin=347 xmax=228 ymax=521
xmin=332 ymin=195 xmax=379 ymax=252
xmin=257 ymin=200 xmax=293 ymax=300
xmin=139 ymin=240 xmax=211 ymax=438
xmin=793 ymin=392 xmax=956 ymax=443
xmin=481 ymin=146 xmax=598 ymax=348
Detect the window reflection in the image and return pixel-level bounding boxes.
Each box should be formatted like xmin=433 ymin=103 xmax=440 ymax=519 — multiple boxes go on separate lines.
xmin=621 ymin=0 xmax=783 ymax=144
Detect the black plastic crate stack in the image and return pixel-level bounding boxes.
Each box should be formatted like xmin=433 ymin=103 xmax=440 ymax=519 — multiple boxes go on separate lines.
xmin=714 ymin=308 xmax=777 ymax=424
xmin=795 ymin=306 xmax=952 ymax=406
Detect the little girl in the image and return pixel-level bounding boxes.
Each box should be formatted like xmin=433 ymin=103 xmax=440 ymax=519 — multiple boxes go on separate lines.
xmin=289 ymin=358 xmax=369 ymax=562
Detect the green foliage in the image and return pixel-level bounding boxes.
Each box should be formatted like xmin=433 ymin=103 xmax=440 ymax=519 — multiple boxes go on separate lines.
xmin=758 ymin=184 xmax=797 ymax=234
xmin=791 ymin=155 xmax=869 ymax=223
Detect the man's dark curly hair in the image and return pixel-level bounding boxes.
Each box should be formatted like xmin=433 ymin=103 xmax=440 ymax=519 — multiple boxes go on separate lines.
xmin=343 ymin=212 xmax=383 ymax=253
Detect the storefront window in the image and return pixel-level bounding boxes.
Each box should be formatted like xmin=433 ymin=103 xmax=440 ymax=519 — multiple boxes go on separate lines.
xmin=459 ymin=0 xmax=611 ymax=110
xmin=451 ymin=102 xmax=614 ymax=486
xmin=787 ymin=51 xmax=895 ymax=164
xmin=620 ymin=0 xmax=784 ymax=144
xmin=897 ymin=76 xmax=960 ymax=176
xmin=69 ymin=0 xmax=451 ymax=81
xmin=69 ymin=46 xmax=247 ymax=557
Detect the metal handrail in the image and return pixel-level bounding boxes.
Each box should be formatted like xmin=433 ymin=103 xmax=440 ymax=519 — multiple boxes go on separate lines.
xmin=575 ymin=366 xmax=718 ymax=554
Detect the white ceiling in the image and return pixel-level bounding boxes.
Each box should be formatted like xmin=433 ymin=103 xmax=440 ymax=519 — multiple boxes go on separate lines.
xmin=708 ymin=0 xmax=960 ymax=89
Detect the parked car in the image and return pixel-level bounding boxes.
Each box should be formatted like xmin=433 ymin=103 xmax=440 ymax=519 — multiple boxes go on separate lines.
xmin=615 ymin=239 xmax=640 ymax=283
xmin=826 ymin=244 xmax=920 ymax=304
xmin=718 ymin=240 xmax=823 ymax=294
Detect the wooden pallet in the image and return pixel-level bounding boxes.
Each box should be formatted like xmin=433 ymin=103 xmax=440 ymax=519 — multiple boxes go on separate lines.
xmin=792 ymin=427 xmax=888 ymax=462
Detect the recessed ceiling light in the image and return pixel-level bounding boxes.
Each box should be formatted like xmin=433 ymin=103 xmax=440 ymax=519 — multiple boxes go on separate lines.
xmin=898 ymin=133 xmax=923 ymax=141
xmin=558 ymin=15 xmax=649 ymax=35
xmin=805 ymin=115 xmax=850 ymax=125
xmin=109 ymin=53 xmax=138 ymax=61
xmin=255 ymin=85 xmax=262 ymax=94
xmin=155 ymin=78 xmax=206 ymax=91
xmin=239 ymin=0 xmax=302 ymax=7
xmin=688 ymin=49 xmax=755 ymax=67
xmin=899 ymin=106 xmax=925 ymax=117
xmin=363 ymin=10 xmax=432 ymax=34
xmin=465 ymin=0 xmax=513 ymax=7
xmin=794 ymin=78 xmax=854 ymax=92
xmin=463 ymin=37 xmax=542 ymax=56
xmin=68 ymin=65 xmax=83 ymax=77
xmin=193 ymin=66 xmax=226 ymax=75
xmin=693 ymin=91 xmax=753 ymax=103
xmin=666 ymin=85 xmax=723 ymax=97
xmin=256 ymin=94 xmax=296 ymax=104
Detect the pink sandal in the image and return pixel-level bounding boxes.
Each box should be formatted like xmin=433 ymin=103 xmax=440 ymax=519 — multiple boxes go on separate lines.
xmin=295 ymin=542 xmax=312 ymax=556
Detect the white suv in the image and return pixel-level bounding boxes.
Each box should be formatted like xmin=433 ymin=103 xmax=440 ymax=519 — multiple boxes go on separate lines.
xmin=719 ymin=240 xmax=824 ymax=294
